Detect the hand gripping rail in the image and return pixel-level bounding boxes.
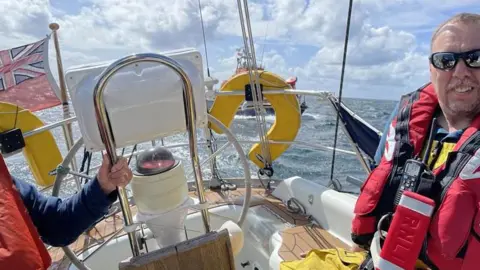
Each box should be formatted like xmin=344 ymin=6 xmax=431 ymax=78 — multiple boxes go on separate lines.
xmin=93 ymin=53 xmax=211 ymax=257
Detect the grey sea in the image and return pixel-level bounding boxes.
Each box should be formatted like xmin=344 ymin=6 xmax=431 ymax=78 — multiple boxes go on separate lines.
xmin=4 ymin=96 xmax=397 ymax=197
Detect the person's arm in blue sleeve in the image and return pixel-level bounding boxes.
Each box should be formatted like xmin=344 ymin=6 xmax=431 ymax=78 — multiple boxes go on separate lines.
xmin=13 ymin=176 xmax=118 ymax=247
xmin=13 ymin=154 xmax=132 ymax=247
xmin=373 ymin=101 xmax=399 ymax=167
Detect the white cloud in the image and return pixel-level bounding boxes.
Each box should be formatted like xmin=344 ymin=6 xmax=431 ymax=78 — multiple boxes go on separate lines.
xmin=0 ymin=0 xmax=53 ymax=37
xmin=0 ymin=0 xmax=476 ymax=100
xmin=259 ymin=50 xmax=296 ymax=80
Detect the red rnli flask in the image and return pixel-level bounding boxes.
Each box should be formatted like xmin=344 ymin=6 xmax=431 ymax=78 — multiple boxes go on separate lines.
xmin=377 ymin=191 xmax=435 ymax=270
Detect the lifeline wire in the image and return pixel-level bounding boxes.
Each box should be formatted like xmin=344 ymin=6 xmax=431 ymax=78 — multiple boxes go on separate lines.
xmin=329 ymin=0 xmax=354 ymax=184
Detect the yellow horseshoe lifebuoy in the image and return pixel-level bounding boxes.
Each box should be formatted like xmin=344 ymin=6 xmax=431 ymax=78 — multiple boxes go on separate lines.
xmin=209 ymin=71 xmax=301 ymax=169
xmin=0 ymin=102 xmax=62 ymax=187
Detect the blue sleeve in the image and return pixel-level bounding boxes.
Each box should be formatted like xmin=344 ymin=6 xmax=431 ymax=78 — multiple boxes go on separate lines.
xmin=13 ymin=176 xmax=118 ymax=247
xmin=373 ymin=102 xmax=400 ymax=166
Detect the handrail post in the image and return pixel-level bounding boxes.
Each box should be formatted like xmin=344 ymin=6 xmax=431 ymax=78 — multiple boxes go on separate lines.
xmin=92 ymin=53 xmax=210 ymax=257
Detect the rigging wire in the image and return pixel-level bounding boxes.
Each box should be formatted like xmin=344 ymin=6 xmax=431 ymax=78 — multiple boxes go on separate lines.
xmin=236 ymin=0 xmax=272 ymax=170
xmin=329 ymin=0 xmax=354 ymax=184
xmin=197 ymin=0 xmax=235 ymax=188
xmin=260 ymin=22 xmax=269 ymax=67
xmin=197 ymin=0 xmax=211 ymax=77
xmin=197 ymin=0 xmax=216 ymax=180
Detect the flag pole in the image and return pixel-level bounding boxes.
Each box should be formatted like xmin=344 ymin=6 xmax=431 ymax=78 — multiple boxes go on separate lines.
xmin=49 ymin=22 xmax=81 ymax=190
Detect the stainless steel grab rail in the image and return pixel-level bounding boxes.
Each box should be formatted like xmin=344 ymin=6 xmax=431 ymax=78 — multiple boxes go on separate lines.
xmin=92 ymin=53 xmax=210 ymax=257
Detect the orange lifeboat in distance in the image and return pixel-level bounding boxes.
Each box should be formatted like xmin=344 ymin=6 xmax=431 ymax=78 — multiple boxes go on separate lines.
xmin=285 ymin=76 xmax=297 ymax=89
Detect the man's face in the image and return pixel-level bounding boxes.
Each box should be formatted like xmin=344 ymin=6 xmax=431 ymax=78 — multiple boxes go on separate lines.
xmin=430 ymin=22 xmax=480 ymax=118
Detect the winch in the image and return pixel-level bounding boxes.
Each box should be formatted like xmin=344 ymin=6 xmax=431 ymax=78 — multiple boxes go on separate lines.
xmin=130 ymin=145 xmax=193 ymax=248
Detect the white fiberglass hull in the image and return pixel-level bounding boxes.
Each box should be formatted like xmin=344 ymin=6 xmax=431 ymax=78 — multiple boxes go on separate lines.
xmin=68 ymin=177 xmax=357 ymax=270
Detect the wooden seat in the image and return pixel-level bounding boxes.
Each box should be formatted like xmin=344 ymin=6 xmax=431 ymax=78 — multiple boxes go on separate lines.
xmin=278 ymin=224 xmax=350 ymax=261
xmin=119 ymin=229 xmax=235 ymax=270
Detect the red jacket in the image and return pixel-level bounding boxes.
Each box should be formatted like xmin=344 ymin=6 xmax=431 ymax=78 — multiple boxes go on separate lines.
xmin=0 ymin=154 xmax=51 ymax=269
xmin=352 ymin=83 xmax=480 ymax=269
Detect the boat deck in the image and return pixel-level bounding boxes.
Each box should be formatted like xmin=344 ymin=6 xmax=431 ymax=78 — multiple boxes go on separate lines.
xmin=48 ymin=187 xmax=348 ymax=269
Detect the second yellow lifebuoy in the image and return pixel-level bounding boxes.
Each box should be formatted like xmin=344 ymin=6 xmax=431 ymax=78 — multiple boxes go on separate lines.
xmin=0 ymin=102 xmax=62 ymax=187
xmin=209 ymin=71 xmax=301 ymax=169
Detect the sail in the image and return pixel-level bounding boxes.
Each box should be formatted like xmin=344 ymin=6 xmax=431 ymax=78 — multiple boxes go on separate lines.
xmin=327 ymin=95 xmax=381 ymax=162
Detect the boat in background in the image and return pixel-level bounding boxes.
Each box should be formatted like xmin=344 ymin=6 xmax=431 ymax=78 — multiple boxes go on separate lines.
xmin=205 ymin=48 xmax=308 ymax=117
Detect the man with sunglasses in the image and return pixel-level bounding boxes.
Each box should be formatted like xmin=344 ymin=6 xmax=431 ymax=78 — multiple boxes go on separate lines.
xmin=352 ymin=12 xmax=480 ymax=269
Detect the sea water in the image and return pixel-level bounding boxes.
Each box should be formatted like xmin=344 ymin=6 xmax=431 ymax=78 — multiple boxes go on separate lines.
xmin=4 ymin=96 xmax=396 ymax=197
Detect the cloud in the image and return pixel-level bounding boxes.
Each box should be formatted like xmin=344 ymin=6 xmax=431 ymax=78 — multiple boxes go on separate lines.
xmin=0 ymin=0 xmax=476 ymax=101
xmin=0 ymin=0 xmax=53 ymax=37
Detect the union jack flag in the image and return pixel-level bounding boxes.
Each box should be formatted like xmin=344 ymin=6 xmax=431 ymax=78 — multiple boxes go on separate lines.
xmin=0 ymin=37 xmax=61 ymax=112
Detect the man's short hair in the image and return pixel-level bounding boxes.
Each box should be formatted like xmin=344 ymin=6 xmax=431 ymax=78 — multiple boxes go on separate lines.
xmin=431 ymin=12 xmax=480 ymax=50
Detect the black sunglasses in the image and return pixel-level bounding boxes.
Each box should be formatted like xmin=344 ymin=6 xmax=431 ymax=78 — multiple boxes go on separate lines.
xmin=429 ymin=49 xmax=480 ymax=70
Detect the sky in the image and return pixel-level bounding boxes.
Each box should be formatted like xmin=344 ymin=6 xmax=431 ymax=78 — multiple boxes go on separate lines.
xmin=1 ymin=0 xmax=480 ymax=101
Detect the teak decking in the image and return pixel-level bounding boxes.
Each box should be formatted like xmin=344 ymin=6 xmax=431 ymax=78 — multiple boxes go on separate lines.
xmin=48 ymin=188 xmax=348 ymax=269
